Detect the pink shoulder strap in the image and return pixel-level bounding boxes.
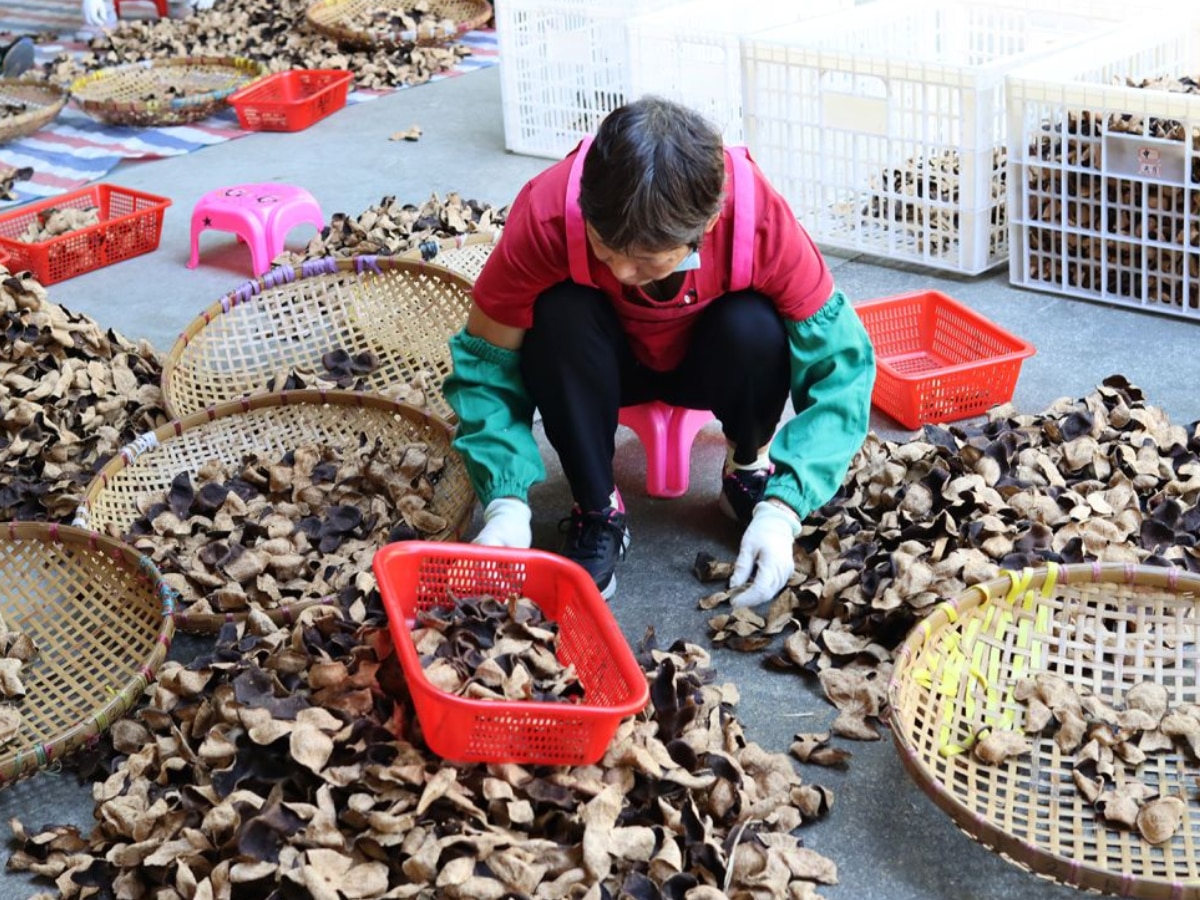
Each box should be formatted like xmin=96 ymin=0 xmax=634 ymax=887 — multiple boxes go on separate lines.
xmin=565 ymin=136 xmax=756 ymax=290
xmin=565 ymin=136 xmax=594 ymax=287
xmin=726 ymin=146 xmax=755 ymax=293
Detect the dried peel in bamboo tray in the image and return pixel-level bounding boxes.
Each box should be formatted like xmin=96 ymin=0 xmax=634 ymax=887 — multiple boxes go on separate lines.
xmin=0 ymin=80 xmax=68 ymax=145
xmin=0 ymin=522 xmax=175 ymax=785
xmin=889 ymin=562 xmax=1200 ymax=898
xmin=396 ymin=230 xmax=499 ymax=283
xmin=161 ymin=256 xmax=473 ymax=422
xmin=305 ymin=0 xmax=493 ymax=48
xmin=73 ymin=390 xmax=475 ymax=633
xmin=69 ymin=56 xmax=266 ymax=127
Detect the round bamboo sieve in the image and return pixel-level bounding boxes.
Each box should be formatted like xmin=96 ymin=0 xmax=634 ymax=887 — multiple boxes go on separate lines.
xmin=0 ymin=80 xmax=68 ymax=144
xmin=161 ymin=255 xmax=474 ymax=422
xmin=304 ymin=0 xmax=493 ymax=48
xmin=0 ymin=522 xmax=175 ymax=785
xmin=69 ymin=56 xmax=266 ymax=127
xmin=73 ymin=390 xmax=476 ymax=633
xmin=889 ymin=562 xmax=1200 ymax=899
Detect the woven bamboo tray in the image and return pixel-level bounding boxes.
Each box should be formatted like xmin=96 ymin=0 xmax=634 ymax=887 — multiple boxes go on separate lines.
xmin=161 ymin=255 xmax=473 ymax=422
xmin=69 ymin=57 xmax=266 ymax=127
xmin=0 ymin=80 xmax=68 ymax=144
xmin=889 ymin=563 xmax=1200 ymax=898
xmin=305 ymin=0 xmax=493 ymax=48
xmin=0 ymin=522 xmax=175 ymax=786
xmin=397 ymin=229 xmax=499 ymax=283
xmin=73 ymin=390 xmax=475 ymax=633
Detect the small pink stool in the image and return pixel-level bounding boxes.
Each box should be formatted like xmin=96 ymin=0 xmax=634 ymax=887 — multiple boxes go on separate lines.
xmin=187 ymin=183 xmax=324 ymax=276
xmin=618 ymin=401 xmax=715 ymax=498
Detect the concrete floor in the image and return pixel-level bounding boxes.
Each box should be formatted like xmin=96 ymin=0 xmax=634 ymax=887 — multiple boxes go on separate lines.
xmin=2 ymin=61 xmax=1199 ymax=900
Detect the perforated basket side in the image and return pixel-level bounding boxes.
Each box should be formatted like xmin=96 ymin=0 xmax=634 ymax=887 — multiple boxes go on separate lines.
xmin=373 ymin=541 xmax=649 ymax=765
xmin=497 ymin=0 xmax=678 ymax=159
xmin=0 ymin=184 xmax=171 ymax=285
xmin=740 ymin=0 xmax=1126 ymax=274
xmin=856 ymin=290 xmax=1035 ymax=428
xmin=1006 ymin=19 xmax=1200 ymax=318
xmin=626 ymin=0 xmax=851 ymax=144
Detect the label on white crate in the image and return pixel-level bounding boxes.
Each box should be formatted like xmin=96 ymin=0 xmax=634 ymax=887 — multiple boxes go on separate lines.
xmin=821 ymin=90 xmax=888 ymax=137
xmin=1103 ymin=133 xmax=1187 ymax=187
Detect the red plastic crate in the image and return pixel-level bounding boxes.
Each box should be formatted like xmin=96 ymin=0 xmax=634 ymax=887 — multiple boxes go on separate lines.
xmin=855 ymin=290 xmax=1036 ymax=430
xmin=0 ymin=184 xmax=171 ymax=286
xmin=373 ymin=541 xmax=649 ymax=765
xmin=227 ymin=69 xmax=353 ymax=132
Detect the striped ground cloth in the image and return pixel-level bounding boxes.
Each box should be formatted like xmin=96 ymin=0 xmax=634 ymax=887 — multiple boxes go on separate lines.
xmin=0 ymin=22 xmax=498 ymax=208
xmin=0 ymin=0 xmax=85 ymax=37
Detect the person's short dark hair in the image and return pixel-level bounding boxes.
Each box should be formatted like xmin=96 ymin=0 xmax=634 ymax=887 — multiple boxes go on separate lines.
xmin=579 ymin=95 xmax=725 ymax=255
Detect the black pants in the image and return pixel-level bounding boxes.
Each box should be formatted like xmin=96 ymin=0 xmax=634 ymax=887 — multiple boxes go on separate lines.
xmin=520 ymin=282 xmax=790 ymax=511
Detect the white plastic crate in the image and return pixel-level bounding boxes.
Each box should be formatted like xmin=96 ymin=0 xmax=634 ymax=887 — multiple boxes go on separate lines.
xmin=627 ymin=0 xmax=849 ymax=144
xmin=497 ymin=0 xmax=681 ymax=159
xmin=740 ymin=0 xmax=1128 ymax=275
xmin=1008 ymin=21 xmax=1200 ymax=318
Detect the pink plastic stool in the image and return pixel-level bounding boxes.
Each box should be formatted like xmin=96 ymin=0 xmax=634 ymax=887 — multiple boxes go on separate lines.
xmin=618 ymin=401 xmax=715 ymax=498
xmin=187 ymin=183 xmax=324 ymax=276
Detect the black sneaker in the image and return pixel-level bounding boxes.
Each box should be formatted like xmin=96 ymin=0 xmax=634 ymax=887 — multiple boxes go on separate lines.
xmin=719 ymin=467 xmax=770 ymax=526
xmin=559 ymin=505 xmax=630 ymax=600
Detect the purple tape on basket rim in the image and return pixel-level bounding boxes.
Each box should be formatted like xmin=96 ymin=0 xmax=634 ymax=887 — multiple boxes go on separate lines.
xmin=300 ymin=255 xmax=339 ymax=278
xmin=230 ymin=281 xmax=259 ymax=305
xmin=354 ymin=254 xmax=382 ymax=275
xmin=261 ymin=264 xmax=296 ymax=289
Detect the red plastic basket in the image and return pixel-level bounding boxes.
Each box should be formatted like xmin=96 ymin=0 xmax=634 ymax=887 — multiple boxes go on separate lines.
xmin=373 ymin=541 xmax=649 ymax=765
xmin=0 ymin=184 xmax=171 ymax=285
xmin=227 ymin=69 xmax=353 ymax=132
xmin=855 ymin=290 xmax=1036 ymax=430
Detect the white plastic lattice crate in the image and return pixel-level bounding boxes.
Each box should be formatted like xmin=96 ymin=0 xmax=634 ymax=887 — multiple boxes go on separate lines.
xmin=740 ymin=0 xmax=1129 ymax=275
xmin=497 ymin=0 xmax=682 ymax=159
xmin=1008 ymin=21 xmax=1200 ymax=318
xmin=627 ymin=0 xmax=849 ymax=144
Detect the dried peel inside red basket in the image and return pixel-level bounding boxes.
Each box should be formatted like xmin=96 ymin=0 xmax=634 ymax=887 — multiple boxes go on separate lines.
xmin=412 ymin=595 xmax=585 ymax=702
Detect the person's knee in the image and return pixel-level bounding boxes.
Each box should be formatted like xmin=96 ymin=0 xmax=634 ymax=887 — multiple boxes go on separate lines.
xmin=705 ymin=291 xmax=787 ymax=366
xmin=529 ymin=282 xmax=610 ymax=336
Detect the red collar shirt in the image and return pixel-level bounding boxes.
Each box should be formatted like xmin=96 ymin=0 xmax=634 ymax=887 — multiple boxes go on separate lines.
xmin=472 ymin=144 xmax=834 ymax=372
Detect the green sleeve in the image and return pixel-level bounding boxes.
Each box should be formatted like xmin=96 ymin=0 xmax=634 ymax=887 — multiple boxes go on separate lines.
xmin=763 ymin=290 xmax=875 ymax=521
xmin=442 ymin=329 xmax=546 ymax=506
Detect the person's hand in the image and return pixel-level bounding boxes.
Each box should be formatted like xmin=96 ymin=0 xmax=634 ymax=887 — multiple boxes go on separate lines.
xmin=730 ymin=501 xmax=800 ymax=608
xmin=80 ymin=0 xmax=111 ymax=26
xmin=472 ymin=498 xmax=532 ymax=548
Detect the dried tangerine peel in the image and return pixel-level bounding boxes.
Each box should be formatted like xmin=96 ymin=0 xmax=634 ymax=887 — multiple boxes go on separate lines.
xmin=8 ymin=604 xmax=839 ymax=899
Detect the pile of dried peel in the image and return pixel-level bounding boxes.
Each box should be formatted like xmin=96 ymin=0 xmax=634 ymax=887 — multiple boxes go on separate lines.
xmin=702 ymin=377 xmax=1200 ymax=741
xmin=8 ymin=600 xmax=839 ymax=900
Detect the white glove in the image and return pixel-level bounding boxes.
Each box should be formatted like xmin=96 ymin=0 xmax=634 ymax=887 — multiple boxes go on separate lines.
xmin=730 ymin=501 xmax=800 ymax=608
xmin=81 ymin=0 xmax=112 ymax=26
xmin=472 ymin=498 xmax=532 ymax=549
